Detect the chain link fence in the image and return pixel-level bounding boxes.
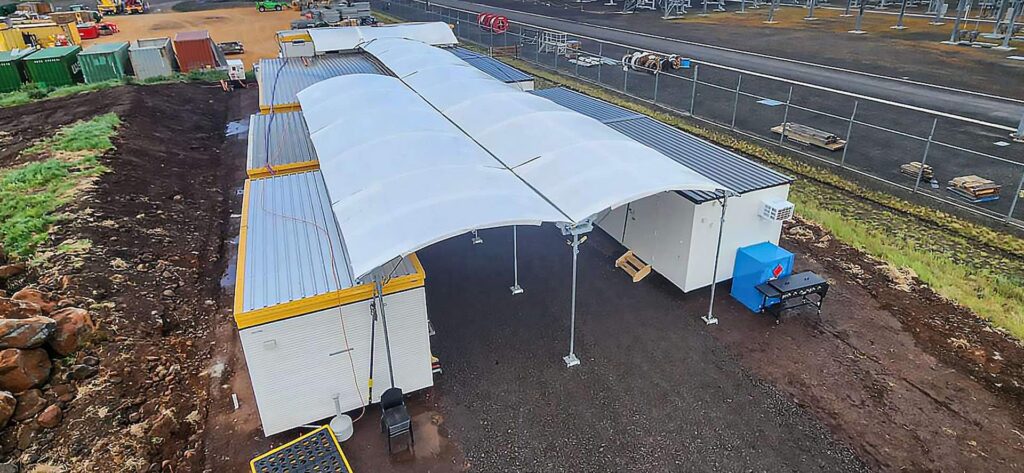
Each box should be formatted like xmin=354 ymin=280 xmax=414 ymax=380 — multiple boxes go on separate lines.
xmin=381 ymin=0 xmax=1024 ymax=229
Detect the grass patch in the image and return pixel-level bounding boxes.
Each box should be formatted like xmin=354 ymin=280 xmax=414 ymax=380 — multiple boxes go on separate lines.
xmin=797 ymin=197 xmax=1024 ymax=339
xmin=0 ymin=113 xmax=119 ymax=258
xmin=0 ymin=80 xmax=124 ymax=108
xmin=463 ymin=51 xmax=1024 ymax=338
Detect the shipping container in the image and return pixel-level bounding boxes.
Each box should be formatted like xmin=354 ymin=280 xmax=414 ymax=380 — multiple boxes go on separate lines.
xmin=0 ymin=48 xmax=35 ymax=92
xmin=0 ymin=27 xmax=29 ymax=52
xmin=79 ymin=41 xmax=130 ymax=83
xmin=172 ymin=30 xmax=215 ymax=73
xmin=129 ymin=37 xmax=175 ymax=80
xmin=23 ymin=45 xmax=81 ymax=87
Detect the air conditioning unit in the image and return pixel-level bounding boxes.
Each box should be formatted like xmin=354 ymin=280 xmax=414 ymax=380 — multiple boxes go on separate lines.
xmin=760 ymin=199 xmax=795 ymax=222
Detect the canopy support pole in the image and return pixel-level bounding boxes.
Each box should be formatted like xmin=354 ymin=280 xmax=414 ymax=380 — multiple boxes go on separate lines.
xmin=510 ymin=226 xmax=524 ymax=295
xmin=702 ymin=192 xmax=730 ymax=326
xmin=472 ymin=229 xmax=483 ymax=245
xmin=564 ymin=230 xmax=582 ymax=367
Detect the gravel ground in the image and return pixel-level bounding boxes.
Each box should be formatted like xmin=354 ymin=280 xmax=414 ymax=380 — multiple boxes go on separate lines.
xmin=419 ymin=224 xmax=867 ymax=472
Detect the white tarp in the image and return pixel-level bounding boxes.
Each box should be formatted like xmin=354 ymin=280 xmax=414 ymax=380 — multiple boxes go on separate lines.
xmin=306 ymin=22 xmax=458 ymax=53
xmin=362 ymin=38 xmax=725 ymax=222
xmin=298 ymin=75 xmax=567 ymax=279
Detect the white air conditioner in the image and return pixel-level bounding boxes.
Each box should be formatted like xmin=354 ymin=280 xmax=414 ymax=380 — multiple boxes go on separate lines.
xmin=760 ymin=199 xmax=795 ymax=222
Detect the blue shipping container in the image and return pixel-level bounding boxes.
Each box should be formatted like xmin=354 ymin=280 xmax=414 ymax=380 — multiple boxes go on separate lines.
xmin=730 ymin=242 xmax=794 ymax=313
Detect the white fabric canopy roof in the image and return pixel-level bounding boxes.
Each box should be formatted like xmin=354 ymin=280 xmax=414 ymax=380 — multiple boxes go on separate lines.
xmin=299 ymin=40 xmax=726 ymax=279
xmin=298 ymin=75 xmax=566 ymax=279
xmin=362 ymin=38 xmax=725 ymax=221
xmin=306 ymin=22 xmax=457 ymax=53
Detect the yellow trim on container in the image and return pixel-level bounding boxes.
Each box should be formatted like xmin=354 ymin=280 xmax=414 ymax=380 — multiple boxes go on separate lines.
xmin=246 ymin=159 xmax=320 ymax=179
xmin=232 ymin=180 xmax=252 ymax=317
xmin=259 ymin=103 xmax=302 ymax=114
xmin=234 ymin=253 xmax=427 ymax=330
xmin=250 ymin=425 xmax=354 ymax=473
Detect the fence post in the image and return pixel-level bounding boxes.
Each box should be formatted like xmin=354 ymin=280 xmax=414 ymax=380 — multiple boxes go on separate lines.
xmin=914 ymin=118 xmax=938 ymax=193
xmin=730 ymin=75 xmax=743 ymax=130
xmin=654 ymin=72 xmax=660 ymax=104
xmin=689 ymin=63 xmax=700 ymax=115
xmin=839 ymin=100 xmax=858 ymax=168
xmin=1007 ymin=169 xmax=1024 ymax=223
xmin=779 ymin=86 xmax=794 ymax=145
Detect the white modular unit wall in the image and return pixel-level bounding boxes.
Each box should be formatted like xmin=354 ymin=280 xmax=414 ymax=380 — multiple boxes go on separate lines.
xmin=598 ymin=185 xmax=790 ymax=292
xmin=239 ymin=287 xmax=432 ymax=436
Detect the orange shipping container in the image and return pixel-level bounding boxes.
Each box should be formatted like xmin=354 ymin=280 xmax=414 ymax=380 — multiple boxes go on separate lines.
xmin=172 ymin=30 xmax=215 ymax=73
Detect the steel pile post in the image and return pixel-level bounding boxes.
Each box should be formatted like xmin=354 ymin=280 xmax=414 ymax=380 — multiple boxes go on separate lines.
xmin=597 ymin=43 xmax=603 ymax=83
xmin=843 ymin=0 xmax=853 ymax=15
xmin=766 ymin=0 xmax=778 ymax=22
xmin=840 ymin=100 xmax=859 ymax=167
xmin=806 ymin=0 xmax=817 ymax=19
xmin=779 ymin=86 xmax=794 ymax=145
xmin=1007 ymin=169 xmax=1024 ymax=223
xmin=730 ymin=75 xmax=743 ymax=130
xmin=654 ymin=72 xmax=660 ymax=104
xmin=1015 ymin=110 xmax=1024 ymax=140
xmin=690 ymin=63 xmax=699 ymax=114
xmin=914 ymin=119 xmax=938 ymax=193
xmin=894 ymin=0 xmax=909 ymax=29
xmin=930 ymin=0 xmax=945 ymax=23
xmin=949 ymin=0 xmax=968 ymax=42
xmin=992 ymin=0 xmax=1010 ymax=35
xmin=1000 ymin=0 xmax=1022 ymax=49
xmin=853 ymin=0 xmax=867 ymax=32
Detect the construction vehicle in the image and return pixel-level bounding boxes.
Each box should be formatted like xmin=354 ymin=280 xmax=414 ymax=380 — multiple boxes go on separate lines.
xmin=256 ymin=0 xmax=286 ymax=11
xmin=96 ymin=0 xmax=145 ymax=15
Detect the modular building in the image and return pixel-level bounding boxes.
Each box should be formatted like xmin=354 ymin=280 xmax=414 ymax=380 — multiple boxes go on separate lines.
xmin=531 ymin=87 xmax=793 ymax=291
xmin=79 ymin=41 xmax=131 ymax=83
xmin=247 ymin=111 xmax=318 ymax=178
xmin=235 ymin=171 xmax=433 ymax=436
xmin=129 ymin=37 xmax=176 ymax=80
xmin=255 ymin=53 xmax=384 ymax=113
xmin=449 ymin=47 xmax=534 ymax=91
xmin=23 ymin=45 xmax=81 ymax=87
xmin=172 ymin=30 xmax=216 ymax=73
xmin=0 ymin=48 xmax=35 ymax=92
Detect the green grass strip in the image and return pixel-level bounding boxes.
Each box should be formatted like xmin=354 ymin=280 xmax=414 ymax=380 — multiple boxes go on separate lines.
xmin=0 ymin=113 xmax=119 ymax=258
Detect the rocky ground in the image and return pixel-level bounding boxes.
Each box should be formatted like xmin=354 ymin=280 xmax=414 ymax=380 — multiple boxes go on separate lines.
xmin=0 ymin=84 xmax=233 ymax=472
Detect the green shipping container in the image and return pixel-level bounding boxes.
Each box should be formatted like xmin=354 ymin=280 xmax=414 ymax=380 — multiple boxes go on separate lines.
xmin=0 ymin=48 xmax=35 ymax=93
xmin=79 ymin=42 xmax=132 ymax=84
xmin=23 ymin=46 xmax=83 ymax=88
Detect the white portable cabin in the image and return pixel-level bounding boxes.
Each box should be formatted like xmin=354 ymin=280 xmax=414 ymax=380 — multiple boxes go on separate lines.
xmin=531 ymin=88 xmax=794 ymax=292
xmin=235 ymin=171 xmax=433 ymax=436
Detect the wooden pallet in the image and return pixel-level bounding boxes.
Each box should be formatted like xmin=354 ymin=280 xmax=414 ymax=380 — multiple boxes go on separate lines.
xmin=947 ymin=175 xmax=1001 ymax=201
xmin=771 ymin=123 xmax=846 ymax=151
xmin=899 ymin=162 xmax=934 ymax=180
xmin=615 ymin=250 xmax=652 ymax=283
xmin=490 ymin=45 xmax=519 ymax=58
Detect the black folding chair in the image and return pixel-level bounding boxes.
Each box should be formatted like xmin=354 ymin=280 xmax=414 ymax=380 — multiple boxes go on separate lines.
xmin=380 ymin=387 xmax=414 ymax=453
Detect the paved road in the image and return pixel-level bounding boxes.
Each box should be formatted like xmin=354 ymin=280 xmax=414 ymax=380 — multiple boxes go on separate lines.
xmin=424 ymin=0 xmax=1024 ymax=130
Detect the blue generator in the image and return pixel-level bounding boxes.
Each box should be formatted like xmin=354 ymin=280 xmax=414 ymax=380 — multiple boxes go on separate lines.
xmin=730 ymin=242 xmax=795 ymax=313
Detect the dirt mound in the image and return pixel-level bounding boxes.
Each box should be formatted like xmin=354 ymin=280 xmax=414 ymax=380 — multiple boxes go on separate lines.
xmin=0 ymin=83 xmax=232 ymax=472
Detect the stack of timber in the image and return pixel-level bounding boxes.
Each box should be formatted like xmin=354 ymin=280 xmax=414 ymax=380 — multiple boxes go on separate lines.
xmin=490 ymin=45 xmax=519 ymax=58
xmin=771 ymin=122 xmax=846 ymax=151
xmin=615 ymin=250 xmax=652 ymax=283
xmin=899 ymin=161 xmax=934 ymax=180
xmin=947 ymin=175 xmax=1001 ymax=202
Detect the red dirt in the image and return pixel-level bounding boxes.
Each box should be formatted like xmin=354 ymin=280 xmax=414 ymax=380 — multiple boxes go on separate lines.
xmin=0 ymin=83 xmax=233 ymax=472
xmin=711 ymin=217 xmax=1024 ymax=471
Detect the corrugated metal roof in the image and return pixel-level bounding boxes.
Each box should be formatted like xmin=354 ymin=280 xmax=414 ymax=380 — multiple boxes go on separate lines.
xmin=248 ymin=112 xmax=317 ymax=170
xmin=258 ymin=54 xmax=384 ymax=110
xmin=531 ymin=87 xmax=792 ymax=203
xmin=175 ymin=30 xmax=210 ymax=41
xmin=449 ymin=47 xmax=532 ymax=84
xmin=531 ymin=87 xmax=644 ymax=124
xmin=242 ymin=171 xmax=418 ymax=312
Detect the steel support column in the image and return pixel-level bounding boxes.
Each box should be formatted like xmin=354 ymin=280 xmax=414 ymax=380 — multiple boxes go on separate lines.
xmin=914 ymin=119 xmax=938 ymax=193
xmin=564 ymin=231 xmax=581 ymax=367
xmin=702 ymin=193 xmax=730 ymax=325
xmin=510 ymin=226 xmax=524 ymax=295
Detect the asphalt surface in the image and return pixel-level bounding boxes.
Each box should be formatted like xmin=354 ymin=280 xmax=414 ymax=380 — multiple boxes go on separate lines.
xmin=421 ymin=224 xmax=868 ymax=472
xmin=419 ymin=0 xmax=1024 ymax=127
xmin=382 ymin=0 xmax=1024 ymax=222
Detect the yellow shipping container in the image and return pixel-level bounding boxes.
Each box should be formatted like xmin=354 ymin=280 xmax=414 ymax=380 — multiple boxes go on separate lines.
xmin=0 ymin=27 xmax=29 ymax=52
xmin=11 ymin=23 xmax=80 ymax=48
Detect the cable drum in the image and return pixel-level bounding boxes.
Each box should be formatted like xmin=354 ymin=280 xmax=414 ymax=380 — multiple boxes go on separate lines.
xmin=477 ymin=12 xmax=509 ymax=34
